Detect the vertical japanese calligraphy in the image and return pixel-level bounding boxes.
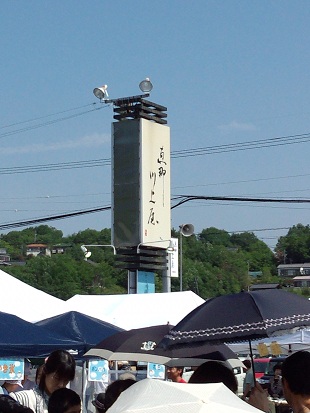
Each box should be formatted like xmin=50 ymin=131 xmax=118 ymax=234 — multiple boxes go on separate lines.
xmin=112 ymin=118 xmax=170 ymax=248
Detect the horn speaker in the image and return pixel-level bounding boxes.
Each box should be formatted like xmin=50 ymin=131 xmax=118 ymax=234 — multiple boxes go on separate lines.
xmin=180 ymin=224 xmax=194 ymax=237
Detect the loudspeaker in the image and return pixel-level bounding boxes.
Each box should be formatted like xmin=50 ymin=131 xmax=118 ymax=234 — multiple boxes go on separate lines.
xmin=180 ymin=223 xmax=194 ymax=237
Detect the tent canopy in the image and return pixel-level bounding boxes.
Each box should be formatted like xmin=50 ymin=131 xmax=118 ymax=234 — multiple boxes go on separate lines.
xmin=36 ymin=311 xmax=124 ymax=355
xmin=228 ymin=328 xmax=310 ymax=355
xmin=65 ymin=291 xmax=205 ymax=330
xmin=0 ymin=269 xmax=67 ymax=322
xmin=0 ymin=270 xmax=205 ymax=329
xmin=0 ymin=310 xmax=81 ymax=357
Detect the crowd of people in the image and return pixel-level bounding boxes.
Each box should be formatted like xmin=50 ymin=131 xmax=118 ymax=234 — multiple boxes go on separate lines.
xmin=1 ymin=349 xmax=310 ymax=413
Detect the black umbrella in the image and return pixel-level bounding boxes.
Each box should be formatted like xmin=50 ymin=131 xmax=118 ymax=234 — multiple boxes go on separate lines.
xmin=84 ymin=324 xmax=241 ymax=368
xmin=159 ymin=290 xmax=310 ymax=347
xmin=158 ymin=290 xmax=310 ymax=376
xmin=153 ymin=342 xmax=242 ymax=367
xmin=84 ymin=324 xmax=173 ymax=363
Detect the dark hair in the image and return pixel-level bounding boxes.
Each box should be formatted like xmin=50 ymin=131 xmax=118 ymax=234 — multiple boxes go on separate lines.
xmin=189 ymin=361 xmax=238 ymax=393
xmin=0 ymin=395 xmax=34 ymax=413
xmin=168 ymin=366 xmax=184 ymax=375
xmin=48 ymin=388 xmax=81 ymax=413
xmin=282 ymin=351 xmax=310 ymax=395
xmin=243 ymin=360 xmax=251 ymax=369
xmin=39 ymin=350 xmax=76 ymax=392
xmin=273 ymin=364 xmax=282 ymax=372
xmin=104 ymin=379 xmax=136 ymax=411
xmin=92 ymin=393 xmax=105 ymax=413
xmin=35 ymin=364 xmax=44 ymax=384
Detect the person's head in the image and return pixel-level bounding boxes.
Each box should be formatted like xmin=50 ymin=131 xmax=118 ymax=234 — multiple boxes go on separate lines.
xmin=2 ymin=380 xmax=23 ymax=393
xmin=92 ymin=393 xmax=105 ymax=413
xmin=167 ymin=366 xmax=184 ymax=382
xmin=282 ymin=351 xmax=310 ymax=402
xmin=104 ymin=379 xmax=136 ymax=411
xmin=48 ymin=388 xmax=81 ymax=413
xmin=0 ymin=394 xmax=34 ymax=413
xmin=273 ymin=364 xmax=282 ymax=378
xmin=24 ymin=360 xmax=32 ymax=380
xmin=243 ymin=360 xmax=252 ymax=370
xmin=188 ymin=361 xmax=238 ymax=393
xmin=119 ymin=372 xmax=136 ymax=381
xmin=39 ymin=350 xmax=76 ymax=396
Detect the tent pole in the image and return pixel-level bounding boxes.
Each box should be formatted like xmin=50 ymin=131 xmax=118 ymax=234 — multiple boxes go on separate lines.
xmin=249 ymin=340 xmax=256 ymax=387
xmin=82 ymin=360 xmax=87 ymax=413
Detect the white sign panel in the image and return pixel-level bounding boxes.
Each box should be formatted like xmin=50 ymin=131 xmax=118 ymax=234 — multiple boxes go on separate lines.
xmin=167 ymin=238 xmax=179 ymax=277
xmin=112 ymin=118 xmax=171 ymax=248
xmin=147 ymin=362 xmax=165 ymax=379
xmin=88 ymin=359 xmax=109 ymax=383
xmin=140 ymin=119 xmax=171 ymax=248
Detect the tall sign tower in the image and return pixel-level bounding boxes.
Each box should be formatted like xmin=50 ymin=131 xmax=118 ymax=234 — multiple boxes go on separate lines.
xmin=111 ymin=95 xmax=171 ymax=293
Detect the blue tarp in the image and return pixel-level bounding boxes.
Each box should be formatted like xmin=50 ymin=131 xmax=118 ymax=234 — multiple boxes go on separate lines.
xmin=36 ymin=311 xmax=124 ymax=356
xmin=0 ymin=311 xmax=81 ymax=357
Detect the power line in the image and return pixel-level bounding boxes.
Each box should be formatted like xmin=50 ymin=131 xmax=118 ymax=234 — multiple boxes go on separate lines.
xmin=171 ymin=195 xmax=310 ymax=209
xmin=0 ymin=105 xmax=110 ymax=140
xmin=0 ymin=206 xmax=111 ymax=231
xmin=0 ymin=159 xmax=111 ymax=175
xmin=173 ymin=173 xmax=310 ymax=189
xmin=1 ymin=195 xmax=309 ymax=231
xmin=3 ymin=131 xmax=310 ymax=175
xmin=171 ymin=132 xmax=310 ymax=157
xmin=0 ymin=103 xmax=99 ymax=129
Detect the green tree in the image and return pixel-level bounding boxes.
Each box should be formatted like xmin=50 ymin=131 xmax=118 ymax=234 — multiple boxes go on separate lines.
xmin=1 ymin=225 xmax=63 ymax=255
xmin=276 ymin=224 xmax=310 ymax=263
xmin=199 ymin=227 xmax=231 ymax=247
xmin=2 ymin=224 xmax=280 ymax=300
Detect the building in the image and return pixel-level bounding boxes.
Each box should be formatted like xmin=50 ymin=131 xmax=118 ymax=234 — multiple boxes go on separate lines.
xmin=277 ymin=263 xmax=310 ymax=277
xmin=292 ymin=276 xmax=310 ymax=288
xmin=0 ymin=248 xmax=10 ymax=265
xmin=26 ymin=244 xmax=51 ymax=257
xmin=51 ymin=244 xmax=72 ymax=254
xmin=250 ymin=283 xmax=281 ymax=291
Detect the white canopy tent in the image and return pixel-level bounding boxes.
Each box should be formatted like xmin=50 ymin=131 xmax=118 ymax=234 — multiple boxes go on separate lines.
xmin=228 ymin=328 xmax=310 ymax=355
xmin=0 ymin=269 xmax=205 ymax=328
xmin=0 ymin=268 xmax=68 ymax=322
xmin=65 ymin=291 xmax=205 ymax=330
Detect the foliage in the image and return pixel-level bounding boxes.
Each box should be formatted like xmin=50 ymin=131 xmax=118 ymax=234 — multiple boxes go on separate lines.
xmin=1 ymin=223 xmax=308 ymax=300
xmin=199 ymin=227 xmax=232 ymax=247
xmin=275 ymin=224 xmax=310 ymax=263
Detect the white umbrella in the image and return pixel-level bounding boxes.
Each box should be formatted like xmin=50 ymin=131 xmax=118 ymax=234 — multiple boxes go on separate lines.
xmin=107 ymin=378 xmax=262 ymax=413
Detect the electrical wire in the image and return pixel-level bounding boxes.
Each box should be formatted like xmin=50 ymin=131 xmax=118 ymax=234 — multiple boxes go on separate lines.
xmin=1 ymin=195 xmax=310 ymax=231
xmin=0 ymin=159 xmax=110 ymax=175
xmin=171 ymin=132 xmax=310 ymax=157
xmin=0 ymin=206 xmax=111 ymax=231
xmin=171 ymin=195 xmax=310 ymax=209
xmin=0 ymin=103 xmax=98 ymax=129
xmin=0 ymin=105 xmax=110 ymax=140
xmin=2 ymin=131 xmax=310 ymax=175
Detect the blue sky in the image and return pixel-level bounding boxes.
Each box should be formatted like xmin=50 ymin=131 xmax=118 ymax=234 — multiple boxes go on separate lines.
xmin=1 ymin=0 xmax=310 ymax=250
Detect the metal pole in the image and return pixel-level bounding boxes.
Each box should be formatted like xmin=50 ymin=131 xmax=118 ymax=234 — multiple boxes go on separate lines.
xmin=162 ymin=262 xmax=171 ymax=293
xmin=128 ymin=270 xmax=137 ymax=294
xmin=179 ymin=231 xmax=183 ymax=292
xmin=81 ymin=360 xmax=87 ymax=413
